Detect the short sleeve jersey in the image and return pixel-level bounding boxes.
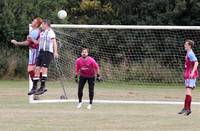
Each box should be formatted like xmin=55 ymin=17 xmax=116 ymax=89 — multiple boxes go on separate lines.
xmin=184 ymin=50 xmax=199 ymax=79
xmin=39 ymin=28 xmax=56 ymax=53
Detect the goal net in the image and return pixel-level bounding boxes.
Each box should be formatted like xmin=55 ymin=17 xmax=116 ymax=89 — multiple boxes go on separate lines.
xmin=29 ymin=25 xmax=200 ymax=104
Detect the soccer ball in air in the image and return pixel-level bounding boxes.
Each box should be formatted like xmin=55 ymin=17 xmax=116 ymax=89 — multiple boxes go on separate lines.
xmin=58 ymin=10 xmax=67 ymax=19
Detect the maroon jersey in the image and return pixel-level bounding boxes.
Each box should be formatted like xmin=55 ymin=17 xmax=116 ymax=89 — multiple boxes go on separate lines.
xmin=27 ymin=28 xmax=40 ymax=65
xmin=184 ymin=50 xmax=198 ymax=79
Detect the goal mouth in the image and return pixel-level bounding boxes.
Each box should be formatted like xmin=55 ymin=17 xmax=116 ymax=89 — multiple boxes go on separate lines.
xmin=29 ymin=24 xmax=200 ymax=105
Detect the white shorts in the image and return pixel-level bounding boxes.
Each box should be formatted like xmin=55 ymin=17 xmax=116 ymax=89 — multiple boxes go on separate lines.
xmin=28 ymin=48 xmax=38 ymax=65
xmin=185 ymin=79 xmax=196 ymax=89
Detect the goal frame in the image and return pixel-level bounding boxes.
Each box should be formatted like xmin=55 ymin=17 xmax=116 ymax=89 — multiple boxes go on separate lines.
xmin=29 ymin=24 xmax=200 ymax=105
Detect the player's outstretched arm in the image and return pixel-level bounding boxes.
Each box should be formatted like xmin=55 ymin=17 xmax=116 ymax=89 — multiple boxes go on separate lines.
xmin=11 ymin=39 xmax=29 ymax=46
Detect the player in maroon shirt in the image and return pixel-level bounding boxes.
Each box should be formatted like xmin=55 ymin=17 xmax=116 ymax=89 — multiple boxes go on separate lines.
xmin=178 ymin=40 xmax=199 ymax=116
xmin=75 ymin=48 xmax=101 ymax=109
xmin=11 ymin=17 xmax=42 ymax=95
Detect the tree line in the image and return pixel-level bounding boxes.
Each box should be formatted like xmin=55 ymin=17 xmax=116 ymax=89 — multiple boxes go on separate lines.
xmin=0 ymin=0 xmax=200 ymax=79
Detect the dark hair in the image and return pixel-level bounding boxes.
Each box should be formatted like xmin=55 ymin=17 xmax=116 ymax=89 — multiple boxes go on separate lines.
xmin=82 ymin=48 xmax=89 ymax=52
xmin=43 ymin=19 xmax=51 ymax=27
xmin=185 ymin=39 xmax=194 ymax=48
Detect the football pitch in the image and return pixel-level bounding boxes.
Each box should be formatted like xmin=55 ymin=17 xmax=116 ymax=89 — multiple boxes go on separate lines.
xmin=0 ymin=80 xmax=200 ymax=131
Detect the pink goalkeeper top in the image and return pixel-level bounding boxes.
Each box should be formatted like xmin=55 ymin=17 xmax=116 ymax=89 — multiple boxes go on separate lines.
xmin=184 ymin=50 xmax=199 ymax=79
xmin=75 ymin=56 xmax=99 ymax=78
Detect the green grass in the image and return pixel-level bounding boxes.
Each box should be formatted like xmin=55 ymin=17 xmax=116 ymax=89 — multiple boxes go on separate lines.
xmin=0 ymin=80 xmax=200 ymax=131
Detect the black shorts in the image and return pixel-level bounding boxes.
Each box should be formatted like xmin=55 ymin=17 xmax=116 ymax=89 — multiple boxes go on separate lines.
xmin=36 ymin=51 xmax=53 ymax=68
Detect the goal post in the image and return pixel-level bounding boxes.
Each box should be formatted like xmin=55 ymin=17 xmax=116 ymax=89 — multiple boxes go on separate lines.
xmin=29 ymin=24 xmax=200 ymax=105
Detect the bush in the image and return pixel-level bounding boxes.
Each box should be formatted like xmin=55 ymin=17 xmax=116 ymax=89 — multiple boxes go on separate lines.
xmin=100 ymin=58 xmax=183 ymax=84
xmin=0 ymin=47 xmax=27 ymax=80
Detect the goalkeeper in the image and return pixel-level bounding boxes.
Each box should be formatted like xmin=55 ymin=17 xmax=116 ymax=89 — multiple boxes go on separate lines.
xmin=75 ymin=48 xmax=101 ymax=109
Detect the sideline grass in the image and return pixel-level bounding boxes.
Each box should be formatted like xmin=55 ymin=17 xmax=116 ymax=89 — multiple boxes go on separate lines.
xmin=0 ymin=80 xmax=200 ymax=131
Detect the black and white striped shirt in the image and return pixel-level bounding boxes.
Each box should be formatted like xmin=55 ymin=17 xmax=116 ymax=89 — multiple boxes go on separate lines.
xmin=39 ymin=28 xmax=56 ymax=53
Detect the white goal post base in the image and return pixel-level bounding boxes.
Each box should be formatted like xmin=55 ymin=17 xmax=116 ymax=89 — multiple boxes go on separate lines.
xmin=29 ymin=99 xmax=200 ymax=105
xmin=29 ymin=78 xmax=200 ymax=105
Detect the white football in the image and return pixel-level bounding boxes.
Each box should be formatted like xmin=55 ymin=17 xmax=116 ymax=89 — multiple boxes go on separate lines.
xmin=58 ymin=10 xmax=67 ymax=19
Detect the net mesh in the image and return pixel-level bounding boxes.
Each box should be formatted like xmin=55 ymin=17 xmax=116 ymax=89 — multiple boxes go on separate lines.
xmin=34 ymin=26 xmax=200 ymax=102
xmin=51 ymin=28 xmax=200 ymax=83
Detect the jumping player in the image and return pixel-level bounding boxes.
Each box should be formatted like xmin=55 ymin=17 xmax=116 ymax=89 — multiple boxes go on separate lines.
xmin=75 ymin=48 xmax=101 ymax=109
xmin=30 ymin=19 xmax=59 ymax=95
xmin=11 ymin=17 xmax=42 ymax=94
xmin=178 ymin=39 xmax=199 ymax=116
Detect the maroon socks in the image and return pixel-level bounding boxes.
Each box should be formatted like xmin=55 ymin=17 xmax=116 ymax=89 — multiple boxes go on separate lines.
xmin=184 ymin=95 xmax=192 ymax=110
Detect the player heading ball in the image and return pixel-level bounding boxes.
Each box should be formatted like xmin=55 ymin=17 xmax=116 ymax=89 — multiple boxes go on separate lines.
xmin=29 ymin=19 xmax=59 ymax=96
xmin=11 ymin=17 xmax=42 ymax=82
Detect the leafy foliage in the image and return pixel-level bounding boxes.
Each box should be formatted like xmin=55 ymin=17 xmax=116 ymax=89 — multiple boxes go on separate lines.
xmin=1 ymin=0 xmax=200 ymax=79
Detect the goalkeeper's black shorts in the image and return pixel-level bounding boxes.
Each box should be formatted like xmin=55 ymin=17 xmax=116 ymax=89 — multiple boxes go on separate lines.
xmin=78 ymin=76 xmax=95 ymax=90
xmin=36 ymin=50 xmax=53 ymax=68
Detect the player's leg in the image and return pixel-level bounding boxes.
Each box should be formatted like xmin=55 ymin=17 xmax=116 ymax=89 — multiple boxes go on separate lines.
xmin=87 ymin=77 xmax=95 ymax=109
xmin=27 ymin=65 xmax=39 ymax=98
xmin=178 ymin=79 xmax=190 ymax=114
xmin=27 ymin=65 xmax=35 ymax=81
xmin=28 ymin=48 xmax=38 ymax=81
xmin=77 ymin=76 xmax=87 ymax=108
xmin=28 ymin=59 xmax=40 ymax=95
xmin=36 ymin=52 xmax=53 ymax=95
xmin=36 ymin=67 xmax=48 ymax=94
xmin=28 ymin=49 xmax=40 ymax=95
xmin=184 ymin=87 xmax=192 ymax=116
xmin=178 ymin=79 xmax=195 ymax=115
xmin=28 ymin=66 xmax=40 ymax=95
xmin=184 ymin=79 xmax=196 ymax=115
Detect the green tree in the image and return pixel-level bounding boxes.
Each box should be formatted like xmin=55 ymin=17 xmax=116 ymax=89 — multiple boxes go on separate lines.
xmin=1 ymin=0 xmax=200 ymax=79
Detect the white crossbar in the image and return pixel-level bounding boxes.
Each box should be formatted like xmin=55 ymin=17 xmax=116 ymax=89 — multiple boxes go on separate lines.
xmin=51 ymin=24 xmax=200 ymax=30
